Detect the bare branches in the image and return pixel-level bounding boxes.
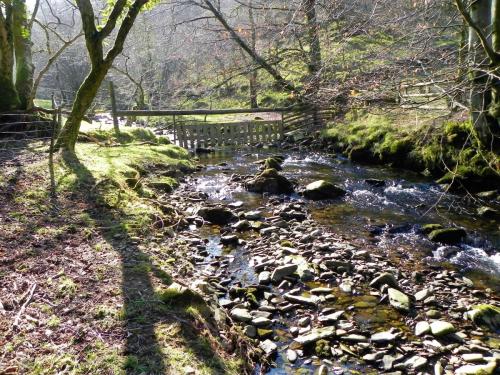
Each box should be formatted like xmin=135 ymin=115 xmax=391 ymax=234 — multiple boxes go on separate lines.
xmin=455 ymin=0 xmax=500 ymax=65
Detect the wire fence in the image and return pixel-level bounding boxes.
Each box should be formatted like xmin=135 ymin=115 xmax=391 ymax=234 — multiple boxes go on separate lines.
xmin=0 ymin=103 xmax=62 ymax=195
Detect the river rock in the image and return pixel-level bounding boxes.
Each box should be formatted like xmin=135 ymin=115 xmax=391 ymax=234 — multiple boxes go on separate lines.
xmin=233 ymin=220 xmax=251 ymax=231
xmin=370 ymin=272 xmax=399 ymax=289
xmin=303 ymin=180 xmax=346 ymax=200
xmin=415 ymin=321 xmax=430 ymax=336
xmin=284 ymin=293 xmax=320 ymax=306
xmin=429 ymin=321 xmax=455 ymax=337
xmin=221 ymin=235 xmax=238 ymax=245
xmin=318 ymin=310 xmax=345 ymax=323
xmin=294 ymin=326 xmax=336 ymax=345
xmin=264 ymin=157 xmax=283 ymax=171
xmin=244 ymin=210 xmax=262 ymax=220
xmin=259 ymin=339 xmax=277 ymax=355
xmin=258 ymin=271 xmax=271 ymax=285
xmin=246 ymin=168 xmax=294 ymax=194
xmin=455 ymin=361 xmax=498 ymax=375
xmin=404 ymin=355 xmax=428 ymax=370
xmin=244 ymin=325 xmax=257 ymax=338
xmin=421 ymin=223 xmax=443 ymax=234
xmin=428 ymin=227 xmax=466 ymax=244
xmin=230 ymin=308 xmax=252 ymax=322
xmin=271 ymin=264 xmax=298 ymax=282
xmin=466 ymin=304 xmax=500 ymax=331
xmin=388 ymin=288 xmax=411 ymax=312
xmin=198 ymin=206 xmax=237 ymax=225
xmin=414 ymin=288 xmax=431 ymax=301
xmin=252 ymin=317 xmax=272 ymax=327
xmin=365 ymin=178 xmax=386 ymax=187
xmin=371 ymin=331 xmax=397 ymax=344
xmin=286 ymin=349 xmax=298 ymax=363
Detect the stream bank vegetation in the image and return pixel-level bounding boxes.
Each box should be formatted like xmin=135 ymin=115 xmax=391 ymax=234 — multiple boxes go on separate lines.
xmin=323 ymin=108 xmax=500 ymax=192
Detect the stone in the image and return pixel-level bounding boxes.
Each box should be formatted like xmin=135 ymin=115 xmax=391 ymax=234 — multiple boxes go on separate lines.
xmin=184 ymin=366 xmax=196 ymax=375
xmin=370 ymin=272 xmax=399 ymax=289
xmin=383 ymin=354 xmax=396 ymax=370
xmin=342 ymin=334 xmax=368 ymax=342
xmin=257 ymin=328 xmax=273 ymax=338
xmin=415 ymin=321 xmax=431 ymax=336
xmin=244 ymin=325 xmax=257 ymax=338
xmin=271 ymin=264 xmax=298 ymax=282
xmin=252 ymin=317 xmax=272 ymax=327
xmin=466 ymin=304 xmax=500 ymax=332
xmin=286 ymin=349 xmax=297 ymax=363
xmin=318 ymin=310 xmax=345 ymax=323
xmin=365 ymin=178 xmax=386 ymax=187
xmin=462 ymin=353 xmax=484 ymax=363
xmin=258 ymin=271 xmax=271 ymax=285
xmin=246 ymin=168 xmax=294 ymax=194
xmin=303 ymin=180 xmax=346 ymax=200
xmin=426 ymin=309 xmax=441 ymax=318
xmin=294 ymin=326 xmax=336 ymax=345
xmin=415 ymin=288 xmax=431 ymax=301
xmin=264 ymin=157 xmax=283 ymax=171
xmin=430 ymin=321 xmax=455 ymax=337
xmin=260 ymin=226 xmax=278 ymax=236
xmin=230 ymin=308 xmax=252 ymax=322
xmin=317 ymin=365 xmax=328 ymax=375
xmin=428 ymin=228 xmax=466 ymax=245
xmin=404 ymin=355 xmax=428 ymax=370
xmin=198 ymin=206 xmax=237 ymax=225
xmin=388 ymin=288 xmax=411 ymax=312
xmin=244 ymin=210 xmax=262 ymax=220
xmin=339 ymin=281 xmax=352 ymax=293
xmin=259 ymin=339 xmax=277 ymax=355
xmin=371 ymin=331 xmax=397 ymax=344
xmin=284 ymin=293 xmax=319 ymax=306
xmin=298 ymin=316 xmax=311 ymax=327
xmin=221 ymin=235 xmax=238 ymax=245
xmin=455 ymin=361 xmax=497 ymax=375
xmin=232 ymin=220 xmax=251 ymax=231
xmin=421 ymin=223 xmax=444 ymax=234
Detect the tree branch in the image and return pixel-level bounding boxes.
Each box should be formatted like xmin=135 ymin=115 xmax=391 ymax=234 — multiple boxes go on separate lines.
xmin=455 ymin=0 xmax=500 ymax=65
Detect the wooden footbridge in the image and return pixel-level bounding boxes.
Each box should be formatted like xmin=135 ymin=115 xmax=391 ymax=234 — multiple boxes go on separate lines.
xmin=111 ymin=101 xmax=335 ymax=149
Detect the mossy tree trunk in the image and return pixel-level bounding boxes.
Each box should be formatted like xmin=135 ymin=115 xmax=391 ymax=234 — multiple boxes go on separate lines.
xmin=456 ymin=0 xmax=500 ymax=147
xmin=0 ymin=3 xmax=21 ymax=111
xmin=56 ymin=0 xmax=149 ymax=151
xmin=248 ymin=0 xmax=258 ymax=108
xmin=304 ymin=0 xmax=321 ymax=79
xmin=12 ymin=0 xmax=34 ymax=109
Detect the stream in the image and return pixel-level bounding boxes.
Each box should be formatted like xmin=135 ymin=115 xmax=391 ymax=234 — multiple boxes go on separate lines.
xmin=177 ymin=148 xmax=499 ymax=374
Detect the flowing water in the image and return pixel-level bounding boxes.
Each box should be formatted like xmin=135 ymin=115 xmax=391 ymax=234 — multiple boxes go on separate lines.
xmin=184 ymin=148 xmax=499 ymax=373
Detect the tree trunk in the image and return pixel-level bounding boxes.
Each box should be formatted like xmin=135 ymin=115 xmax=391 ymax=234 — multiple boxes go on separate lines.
xmin=304 ymin=0 xmax=321 ymax=77
xmin=56 ymin=63 xmax=110 ymax=151
xmin=0 ymin=5 xmax=21 ymax=111
xmin=468 ymin=0 xmax=496 ymax=145
xmin=13 ymin=0 xmax=34 ymax=109
xmin=248 ymin=0 xmax=258 ymax=108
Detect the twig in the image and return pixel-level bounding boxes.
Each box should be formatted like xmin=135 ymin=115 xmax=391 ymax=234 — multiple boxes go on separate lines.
xmin=13 ymin=283 xmax=37 ymax=329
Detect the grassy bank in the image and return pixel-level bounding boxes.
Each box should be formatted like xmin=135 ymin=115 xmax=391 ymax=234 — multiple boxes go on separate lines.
xmin=323 ymin=109 xmax=500 ymax=192
xmin=1 ymin=129 xmax=244 ymax=374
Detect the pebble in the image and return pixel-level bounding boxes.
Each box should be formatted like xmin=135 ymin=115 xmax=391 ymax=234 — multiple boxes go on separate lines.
xmin=286 ymin=349 xmax=297 ymax=363
xmin=415 ymin=321 xmax=431 ymax=336
xmin=430 ymin=321 xmax=456 ymax=337
xmin=271 ymin=264 xmax=298 ymax=282
xmin=259 ymin=339 xmax=277 ymax=355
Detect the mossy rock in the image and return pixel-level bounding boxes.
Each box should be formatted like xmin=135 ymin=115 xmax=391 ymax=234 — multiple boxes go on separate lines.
xmin=466 ymin=304 xmax=500 ymax=332
xmin=315 ymin=339 xmax=331 ymax=357
xmin=303 ymin=180 xmax=346 ymax=200
xmin=348 ymin=146 xmax=379 ymax=164
xmin=246 ymin=168 xmax=294 ymax=195
xmin=148 ymin=177 xmax=179 ymax=193
xmin=428 ymin=227 xmax=466 ymax=245
xmin=421 ymin=224 xmax=443 ymax=235
xmin=477 ymin=206 xmax=498 ymax=219
xmin=264 ymin=157 xmax=283 ymax=171
xmin=159 ymin=282 xmax=203 ymax=305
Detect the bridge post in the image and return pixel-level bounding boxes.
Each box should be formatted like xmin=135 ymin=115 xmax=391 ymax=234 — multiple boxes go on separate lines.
xmin=173 ymin=115 xmax=177 ymax=144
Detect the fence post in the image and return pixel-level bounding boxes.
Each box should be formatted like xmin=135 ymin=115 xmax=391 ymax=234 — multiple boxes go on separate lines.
xmin=173 ymin=115 xmax=177 ymax=144
xmin=109 ymin=81 xmax=120 ymax=135
xmin=49 ymin=96 xmax=57 ymax=197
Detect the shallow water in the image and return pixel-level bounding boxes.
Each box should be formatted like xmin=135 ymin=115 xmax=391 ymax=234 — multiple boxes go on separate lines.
xmin=187 ymin=148 xmax=499 ymax=373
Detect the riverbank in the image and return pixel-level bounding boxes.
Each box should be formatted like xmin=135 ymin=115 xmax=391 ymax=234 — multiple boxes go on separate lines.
xmin=1 ymin=131 xmax=498 ymax=374
xmin=290 ymin=109 xmax=500 ymax=194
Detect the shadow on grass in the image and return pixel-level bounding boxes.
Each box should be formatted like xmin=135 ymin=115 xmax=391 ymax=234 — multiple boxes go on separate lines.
xmin=61 ymin=150 xmax=230 ymax=375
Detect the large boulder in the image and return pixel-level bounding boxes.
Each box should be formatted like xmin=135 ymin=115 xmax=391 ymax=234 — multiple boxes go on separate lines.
xmin=264 ymin=157 xmax=283 ymax=171
xmin=428 ymin=227 xmax=466 ymax=245
xmin=246 ymin=168 xmax=294 ymax=194
xmin=198 ymin=206 xmax=237 ymax=225
xmin=303 ymin=180 xmax=346 ymax=200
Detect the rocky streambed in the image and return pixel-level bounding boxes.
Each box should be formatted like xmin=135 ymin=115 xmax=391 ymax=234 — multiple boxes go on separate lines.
xmin=167 ymin=149 xmax=499 ymax=374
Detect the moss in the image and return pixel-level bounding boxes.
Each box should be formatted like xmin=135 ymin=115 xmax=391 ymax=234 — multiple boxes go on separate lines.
xmin=315 ymin=339 xmax=331 ymax=357
xmin=81 ymin=128 xmax=168 ymax=145
xmin=421 ymin=224 xmax=443 ymax=234
xmin=323 ymin=111 xmax=499 ymax=190
xmin=467 ymin=304 xmax=500 ymax=331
